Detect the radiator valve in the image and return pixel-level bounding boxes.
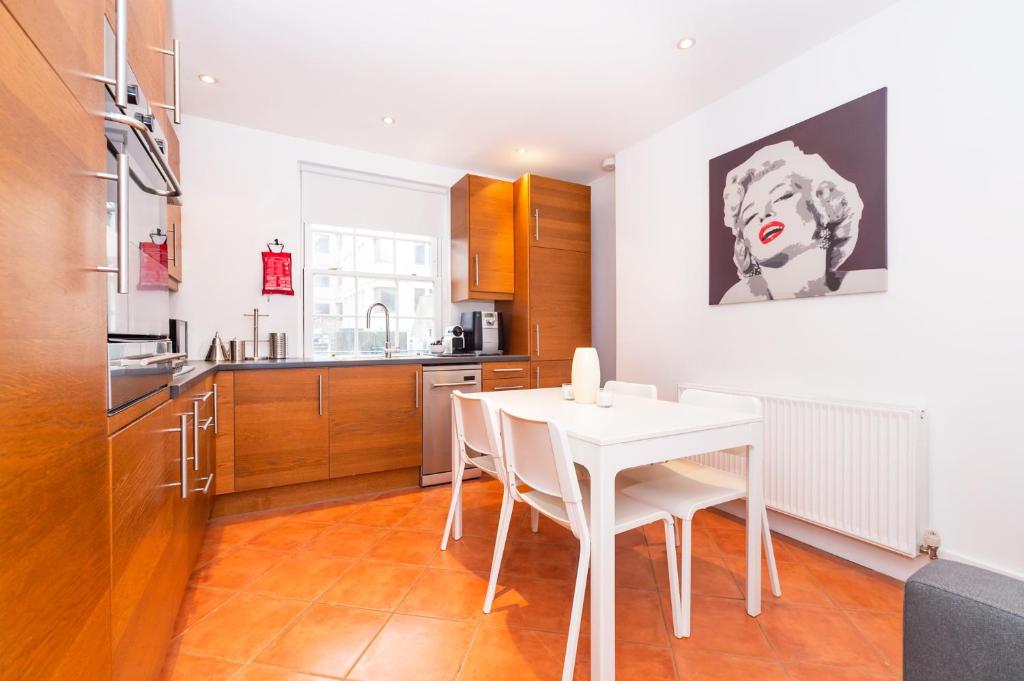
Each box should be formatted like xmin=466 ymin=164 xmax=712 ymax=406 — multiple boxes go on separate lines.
xmin=919 ymin=529 xmax=941 ymax=560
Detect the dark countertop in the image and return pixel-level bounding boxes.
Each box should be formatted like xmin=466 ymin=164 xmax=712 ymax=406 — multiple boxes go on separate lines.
xmin=170 ymin=354 xmax=528 ymax=397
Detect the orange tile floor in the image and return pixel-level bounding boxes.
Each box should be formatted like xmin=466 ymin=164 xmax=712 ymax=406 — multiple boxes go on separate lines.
xmin=162 ymin=477 xmax=904 ymax=681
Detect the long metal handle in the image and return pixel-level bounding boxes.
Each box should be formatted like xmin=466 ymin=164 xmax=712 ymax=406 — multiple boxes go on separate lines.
xmin=431 ymin=381 xmax=479 ymax=388
xmin=491 ymin=367 xmax=523 ymax=373
xmin=534 ymin=325 xmax=540 ymax=357
xmin=115 ymin=0 xmax=127 ymax=108
xmin=192 ymin=402 xmax=200 ymax=471
xmin=535 ymin=366 xmax=540 ymax=388
xmin=137 ymin=351 xmax=186 ymax=366
xmin=212 ymin=383 xmax=219 ymax=434
xmin=414 ymin=371 xmax=420 ymax=408
xmin=103 ymin=111 xmax=183 ymax=198
xmin=493 ymin=385 xmax=525 ymax=391
xmin=154 ymin=39 xmax=181 ymax=124
xmin=318 ymin=374 xmax=323 ymax=416
xmin=534 ymin=208 xmax=540 ymax=241
xmin=177 ymin=413 xmax=189 ymax=499
xmin=99 ymin=152 xmax=130 ymax=293
xmin=474 ymin=254 xmax=479 ymax=287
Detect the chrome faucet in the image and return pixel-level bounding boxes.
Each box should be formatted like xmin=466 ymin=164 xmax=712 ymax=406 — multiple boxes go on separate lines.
xmin=365 ymin=302 xmax=394 ymax=358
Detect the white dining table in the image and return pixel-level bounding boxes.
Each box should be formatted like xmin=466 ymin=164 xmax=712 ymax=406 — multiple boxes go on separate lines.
xmin=463 ymin=387 xmax=765 ymax=681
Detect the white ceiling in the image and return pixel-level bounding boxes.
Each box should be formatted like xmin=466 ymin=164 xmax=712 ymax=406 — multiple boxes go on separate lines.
xmin=172 ymin=0 xmax=899 ymax=183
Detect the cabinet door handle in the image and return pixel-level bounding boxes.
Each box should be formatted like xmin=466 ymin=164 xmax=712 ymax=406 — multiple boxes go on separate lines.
xmin=176 ymin=413 xmax=190 ymax=499
xmin=193 ymin=390 xmax=213 ymax=402
xmin=534 ymin=208 xmax=540 ymax=241
xmin=155 ymin=39 xmax=181 ymax=124
xmin=318 ymin=374 xmax=323 ymax=416
xmin=212 ymin=383 xmax=219 ymax=434
xmin=493 ymin=385 xmax=525 ymax=391
xmin=492 ymin=367 xmax=523 ymax=373
xmin=92 ymin=152 xmax=130 ymax=293
xmin=200 ymin=473 xmax=214 ymax=495
xmin=474 ymin=253 xmax=479 ymax=287
xmin=192 ymin=402 xmax=201 ymax=471
xmin=415 ymin=371 xmax=420 ymax=409
xmin=535 ymin=365 xmax=540 ymax=388
xmin=534 ymin=325 xmax=541 ymax=357
xmin=199 ymin=417 xmax=213 ymax=431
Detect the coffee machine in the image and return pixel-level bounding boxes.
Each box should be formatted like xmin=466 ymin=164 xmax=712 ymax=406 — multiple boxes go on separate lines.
xmin=442 ymin=325 xmax=467 ymax=354
xmin=460 ymin=311 xmax=505 ymax=355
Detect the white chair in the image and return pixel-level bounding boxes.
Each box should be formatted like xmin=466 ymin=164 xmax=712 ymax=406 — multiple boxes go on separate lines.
xmin=604 ymin=380 xmax=658 ymax=400
xmin=439 ymin=391 xmax=538 ymax=612
xmin=620 ymin=387 xmax=781 ymax=637
xmin=498 ymin=408 xmax=685 ymax=681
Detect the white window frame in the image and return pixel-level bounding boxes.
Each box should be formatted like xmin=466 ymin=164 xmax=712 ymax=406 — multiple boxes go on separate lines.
xmin=302 ymin=223 xmax=442 ymax=357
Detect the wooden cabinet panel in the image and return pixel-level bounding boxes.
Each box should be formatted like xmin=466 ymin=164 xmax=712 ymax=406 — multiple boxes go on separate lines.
xmin=0 ymin=7 xmax=112 ymax=679
xmin=3 ymin=0 xmax=105 ymax=113
xmin=329 ymin=365 xmax=422 ymax=477
xmin=109 ymin=401 xmax=182 ymax=681
xmin=451 ymin=174 xmax=514 ymax=301
xmin=529 ymin=247 xmax=591 ymax=361
xmin=234 ymin=369 xmax=329 ymax=491
xmin=483 ymin=377 xmax=531 ymax=392
xmin=532 ymin=360 xmax=573 ymax=389
xmin=530 ymin=175 xmax=591 ymax=253
xmin=214 ymin=372 xmax=235 ymax=494
xmin=482 ymin=361 xmax=530 ymax=381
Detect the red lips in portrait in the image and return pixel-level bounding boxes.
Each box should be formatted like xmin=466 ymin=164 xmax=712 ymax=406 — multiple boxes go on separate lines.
xmin=758 ymin=221 xmax=785 ymax=244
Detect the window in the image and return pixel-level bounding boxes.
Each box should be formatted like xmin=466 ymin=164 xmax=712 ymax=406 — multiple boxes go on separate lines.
xmin=305 ymin=224 xmax=438 ymax=357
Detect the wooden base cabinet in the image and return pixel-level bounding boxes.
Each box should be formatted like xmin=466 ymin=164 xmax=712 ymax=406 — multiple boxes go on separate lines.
xmin=213 ymin=372 xmax=235 ymax=494
xmin=329 ymin=365 xmax=422 ymax=477
xmin=532 ymin=360 xmax=573 ymax=389
xmin=234 ymin=368 xmax=329 ymax=491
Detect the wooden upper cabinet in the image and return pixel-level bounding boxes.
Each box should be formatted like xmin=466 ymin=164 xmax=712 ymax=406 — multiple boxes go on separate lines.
xmin=451 ymin=174 xmax=514 ymax=301
xmin=529 ymin=247 xmax=591 ymax=361
xmin=234 ymin=369 xmax=330 ymax=491
xmin=0 ymin=6 xmax=112 ymax=679
xmin=329 ymin=365 xmax=422 ymax=478
xmin=529 ymin=175 xmax=591 ymax=253
xmin=3 ymin=0 xmax=106 ymax=113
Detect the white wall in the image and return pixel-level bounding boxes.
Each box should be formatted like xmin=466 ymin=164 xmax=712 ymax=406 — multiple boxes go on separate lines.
xmin=590 ymin=172 xmax=616 ymax=380
xmin=171 ymin=117 xmax=491 ymax=359
xmin=614 ymin=0 xmax=1024 ymax=579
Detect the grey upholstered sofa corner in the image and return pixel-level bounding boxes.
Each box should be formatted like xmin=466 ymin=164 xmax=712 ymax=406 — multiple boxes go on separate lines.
xmin=905 ymin=560 xmax=1024 ymax=681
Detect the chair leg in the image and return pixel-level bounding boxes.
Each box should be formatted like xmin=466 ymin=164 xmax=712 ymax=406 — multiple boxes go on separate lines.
xmin=483 ymin=490 xmax=515 ymax=613
xmin=762 ymin=507 xmax=782 ymax=597
xmin=530 ymin=506 xmax=540 ymax=533
xmin=440 ymin=461 xmax=466 ymax=550
xmin=562 ymin=536 xmax=590 ymax=681
xmin=679 ymin=517 xmax=692 ymax=637
xmin=662 ymin=518 xmax=683 ymax=638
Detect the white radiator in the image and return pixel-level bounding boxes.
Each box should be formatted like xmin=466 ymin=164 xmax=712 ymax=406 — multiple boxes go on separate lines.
xmin=680 ymin=384 xmax=928 ymax=557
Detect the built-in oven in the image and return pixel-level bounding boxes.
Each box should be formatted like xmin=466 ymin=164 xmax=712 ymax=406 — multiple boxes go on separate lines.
xmin=100 ymin=16 xmax=184 ymax=412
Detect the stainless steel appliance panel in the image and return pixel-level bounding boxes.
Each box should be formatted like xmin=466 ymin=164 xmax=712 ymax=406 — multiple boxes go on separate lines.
xmin=421 ymin=364 xmax=482 ymax=486
xmin=107 ymin=339 xmax=182 ymax=411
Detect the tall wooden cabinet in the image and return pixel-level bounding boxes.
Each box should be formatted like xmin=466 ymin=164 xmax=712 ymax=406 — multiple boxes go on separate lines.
xmin=451 ymin=174 xmax=514 ymax=301
xmin=234 ymin=368 xmax=330 ymax=491
xmin=0 ymin=4 xmax=113 ymax=679
xmin=496 ymin=174 xmax=592 ymax=387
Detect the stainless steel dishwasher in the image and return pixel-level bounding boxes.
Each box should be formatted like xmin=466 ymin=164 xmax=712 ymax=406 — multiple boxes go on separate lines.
xmin=421 ymin=364 xmax=482 ymax=486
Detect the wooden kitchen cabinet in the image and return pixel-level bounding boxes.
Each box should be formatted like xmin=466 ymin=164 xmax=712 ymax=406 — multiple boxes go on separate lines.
xmin=482 ymin=361 xmax=531 ymax=392
xmin=329 ymin=365 xmax=423 ymax=477
xmin=0 ymin=6 xmax=112 ymax=679
xmin=234 ymin=369 xmax=330 ymax=491
xmin=451 ymin=174 xmax=514 ymax=301
xmin=496 ymin=174 xmax=592 ymax=362
xmin=529 ymin=174 xmax=591 ymax=253
xmin=531 ymin=360 xmax=573 ymax=389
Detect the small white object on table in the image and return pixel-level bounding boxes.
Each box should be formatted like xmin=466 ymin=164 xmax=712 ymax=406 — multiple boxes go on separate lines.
xmin=475 ymin=387 xmax=765 ymax=681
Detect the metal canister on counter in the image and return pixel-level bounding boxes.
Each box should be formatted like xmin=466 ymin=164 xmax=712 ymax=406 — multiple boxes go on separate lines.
xmin=229 ymin=339 xmax=245 ymax=362
xmin=268 ymin=332 xmax=287 ymax=359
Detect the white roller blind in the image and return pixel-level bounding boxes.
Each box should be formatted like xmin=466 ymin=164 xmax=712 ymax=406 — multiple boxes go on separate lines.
xmin=300 ymin=167 xmax=446 ymax=238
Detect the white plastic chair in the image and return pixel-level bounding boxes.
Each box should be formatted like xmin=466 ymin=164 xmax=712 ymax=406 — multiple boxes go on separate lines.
xmin=439 ymin=391 xmax=538 ymax=612
xmin=620 ymin=387 xmax=781 ymax=637
xmin=604 ymin=380 xmax=658 ymax=400
xmin=498 ymin=408 xmax=684 ymax=681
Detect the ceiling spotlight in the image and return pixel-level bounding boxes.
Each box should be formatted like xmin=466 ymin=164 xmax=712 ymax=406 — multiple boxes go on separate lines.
xmin=515 ymin=148 xmax=528 ymax=155
xmin=197 ymin=73 xmax=218 ymax=84
xmin=676 ymin=37 xmax=696 ymax=50
xmin=381 ymin=116 xmax=395 ymax=125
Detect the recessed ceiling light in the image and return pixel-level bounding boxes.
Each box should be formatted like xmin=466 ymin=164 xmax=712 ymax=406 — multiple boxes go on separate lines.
xmin=676 ymin=37 xmax=696 ymax=50
xmin=381 ymin=116 xmax=395 ymax=125
xmin=515 ymin=148 xmax=528 ymax=155
xmin=197 ymin=73 xmax=218 ymax=84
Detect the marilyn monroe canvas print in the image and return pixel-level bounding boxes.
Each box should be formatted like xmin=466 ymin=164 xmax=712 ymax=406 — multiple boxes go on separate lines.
xmin=709 ymin=88 xmax=887 ymax=305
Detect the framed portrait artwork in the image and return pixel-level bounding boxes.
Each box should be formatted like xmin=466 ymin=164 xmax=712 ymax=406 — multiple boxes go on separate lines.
xmin=708 ymin=88 xmax=887 ymax=305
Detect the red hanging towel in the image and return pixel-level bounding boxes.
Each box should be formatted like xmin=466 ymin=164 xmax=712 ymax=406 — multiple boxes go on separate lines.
xmin=138 ymin=242 xmax=168 ymax=290
xmin=262 ymin=250 xmax=295 ymax=295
